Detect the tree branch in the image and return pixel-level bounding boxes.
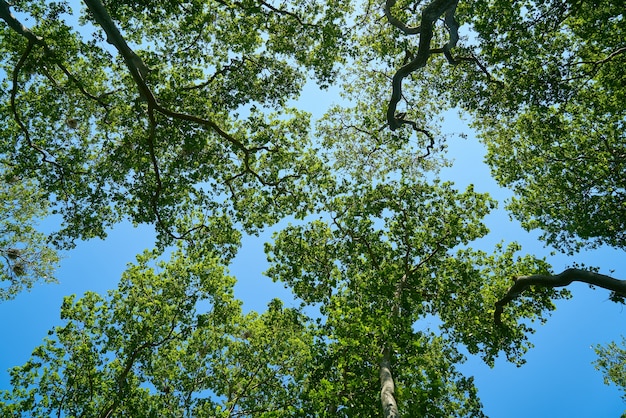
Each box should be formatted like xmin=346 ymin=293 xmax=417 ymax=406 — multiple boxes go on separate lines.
xmin=82 ymin=0 xmax=150 ymax=94
xmin=494 ymin=268 xmax=626 ymax=325
xmin=0 ymin=0 xmax=44 ymax=44
xmin=384 ymin=0 xmax=421 ymax=35
xmin=386 ymin=0 xmax=458 ymax=131
xmin=81 ymin=0 xmax=260 ymax=154
xmin=82 ymin=0 xmax=302 ymax=241
xmin=98 ymin=315 xmax=180 ymax=418
xmin=1 ymin=0 xmax=109 ymax=171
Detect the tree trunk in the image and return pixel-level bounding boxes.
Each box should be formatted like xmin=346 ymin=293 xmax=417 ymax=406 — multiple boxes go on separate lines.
xmin=380 ymin=346 xmax=399 ymax=418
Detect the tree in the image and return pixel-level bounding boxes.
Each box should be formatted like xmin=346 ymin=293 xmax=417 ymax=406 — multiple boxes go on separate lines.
xmin=265 ymin=179 xmax=569 ymax=416
xmin=362 ymin=0 xmax=626 ymax=402
xmin=0 ymin=0 xmax=346 ymax=247
xmin=0 ymin=164 xmax=58 ymax=301
xmin=0 ymin=0 xmax=624 ymax=416
xmin=595 ymin=337 xmax=626 ymax=405
xmin=0 ymin=244 xmax=317 ymax=417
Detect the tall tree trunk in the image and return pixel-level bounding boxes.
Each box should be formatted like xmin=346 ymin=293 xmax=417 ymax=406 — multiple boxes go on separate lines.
xmin=380 ymin=346 xmax=399 ymax=418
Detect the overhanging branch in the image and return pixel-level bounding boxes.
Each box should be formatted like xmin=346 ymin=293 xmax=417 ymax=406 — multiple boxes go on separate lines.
xmin=0 ymin=0 xmax=44 ymax=43
xmin=494 ymin=268 xmax=626 ymax=325
xmin=386 ymin=0 xmax=459 ymax=131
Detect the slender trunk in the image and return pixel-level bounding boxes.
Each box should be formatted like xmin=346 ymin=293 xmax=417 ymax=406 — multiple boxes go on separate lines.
xmin=380 ymin=346 xmax=399 ymax=418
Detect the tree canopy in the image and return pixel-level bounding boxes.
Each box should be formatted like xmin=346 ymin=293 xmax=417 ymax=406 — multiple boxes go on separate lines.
xmin=0 ymin=0 xmax=625 ymax=416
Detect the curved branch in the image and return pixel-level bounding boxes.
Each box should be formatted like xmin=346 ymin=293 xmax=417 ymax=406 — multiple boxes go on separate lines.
xmin=386 ymin=0 xmax=458 ymax=131
xmin=83 ymin=0 xmax=294 ymax=241
xmin=82 ymin=0 xmax=250 ymax=152
xmin=1 ymin=0 xmax=106 ymax=170
xmin=384 ymin=0 xmax=421 ymax=35
xmin=494 ymin=268 xmax=626 ymax=325
xmin=1 ymin=1 xmax=54 ymax=166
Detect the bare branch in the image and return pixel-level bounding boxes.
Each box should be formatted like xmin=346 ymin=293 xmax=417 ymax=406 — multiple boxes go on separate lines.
xmin=494 ymin=268 xmax=626 ymax=325
xmin=258 ymin=0 xmax=310 ymax=27
xmin=581 ymin=46 xmax=626 ymax=66
xmin=215 ymin=0 xmax=318 ymax=28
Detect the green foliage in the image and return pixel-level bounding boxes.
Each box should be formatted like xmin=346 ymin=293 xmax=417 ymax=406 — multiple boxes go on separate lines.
xmin=265 ymin=178 xmax=566 ymax=412
xmin=594 ymin=337 xmax=626 ymax=406
xmin=0 ymin=165 xmax=58 ymax=300
xmin=450 ymin=0 xmax=626 ymax=253
xmin=436 ymin=243 xmax=571 ymax=367
xmin=0 ymin=0 xmax=347 ymax=248
xmin=0 ymin=246 xmax=315 ymax=417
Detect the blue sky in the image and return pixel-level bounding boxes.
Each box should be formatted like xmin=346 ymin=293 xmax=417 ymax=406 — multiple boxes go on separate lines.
xmin=1 ymin=5 xmax=625 ymax=416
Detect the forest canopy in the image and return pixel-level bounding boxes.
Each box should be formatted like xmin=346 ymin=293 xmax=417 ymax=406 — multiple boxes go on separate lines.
xmin=0 ymin=0 xmax=624 ymax=416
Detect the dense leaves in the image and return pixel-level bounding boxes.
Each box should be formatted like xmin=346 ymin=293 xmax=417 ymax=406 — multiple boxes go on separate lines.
xmin=454 ymin=0 xmax=626 ymax=252
xmin=0 ymin=0 xmax=346 ymax=247
xmin=266 ymin=179 xmax=569 ymax=413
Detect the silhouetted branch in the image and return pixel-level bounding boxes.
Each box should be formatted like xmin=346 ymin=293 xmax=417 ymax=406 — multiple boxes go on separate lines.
xmin=494 ymin=268 xmax=626 ymax=325
xmin=386 ymin=0 xmax=458 ymax=131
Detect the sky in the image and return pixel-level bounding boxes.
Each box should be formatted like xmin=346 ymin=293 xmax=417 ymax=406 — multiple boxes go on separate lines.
xmin=1 ymin=4 xmax=625 ymax=417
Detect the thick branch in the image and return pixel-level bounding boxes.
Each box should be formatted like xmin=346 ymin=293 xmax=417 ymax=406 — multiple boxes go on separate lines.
xmin=82 ymin=0 xmax=291 ymax=240
xmin=81 ymin=0 xmax=251 ymax=153
xmin=0 ymin=0 xmax=44 ymax=44
xmin=494 ymin=268 xmax=626 ymax=325
xmin=82 ymin=0 xmax=151 ymax=99
xmin=386 ymin=0 xmax=458 ymax=131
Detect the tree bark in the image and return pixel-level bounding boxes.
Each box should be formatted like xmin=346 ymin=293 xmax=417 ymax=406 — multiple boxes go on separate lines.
xmin=380 ymin=346 xmax=399 ymax=418
xmin=494 ymin=268 xmax=626 ymax=324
